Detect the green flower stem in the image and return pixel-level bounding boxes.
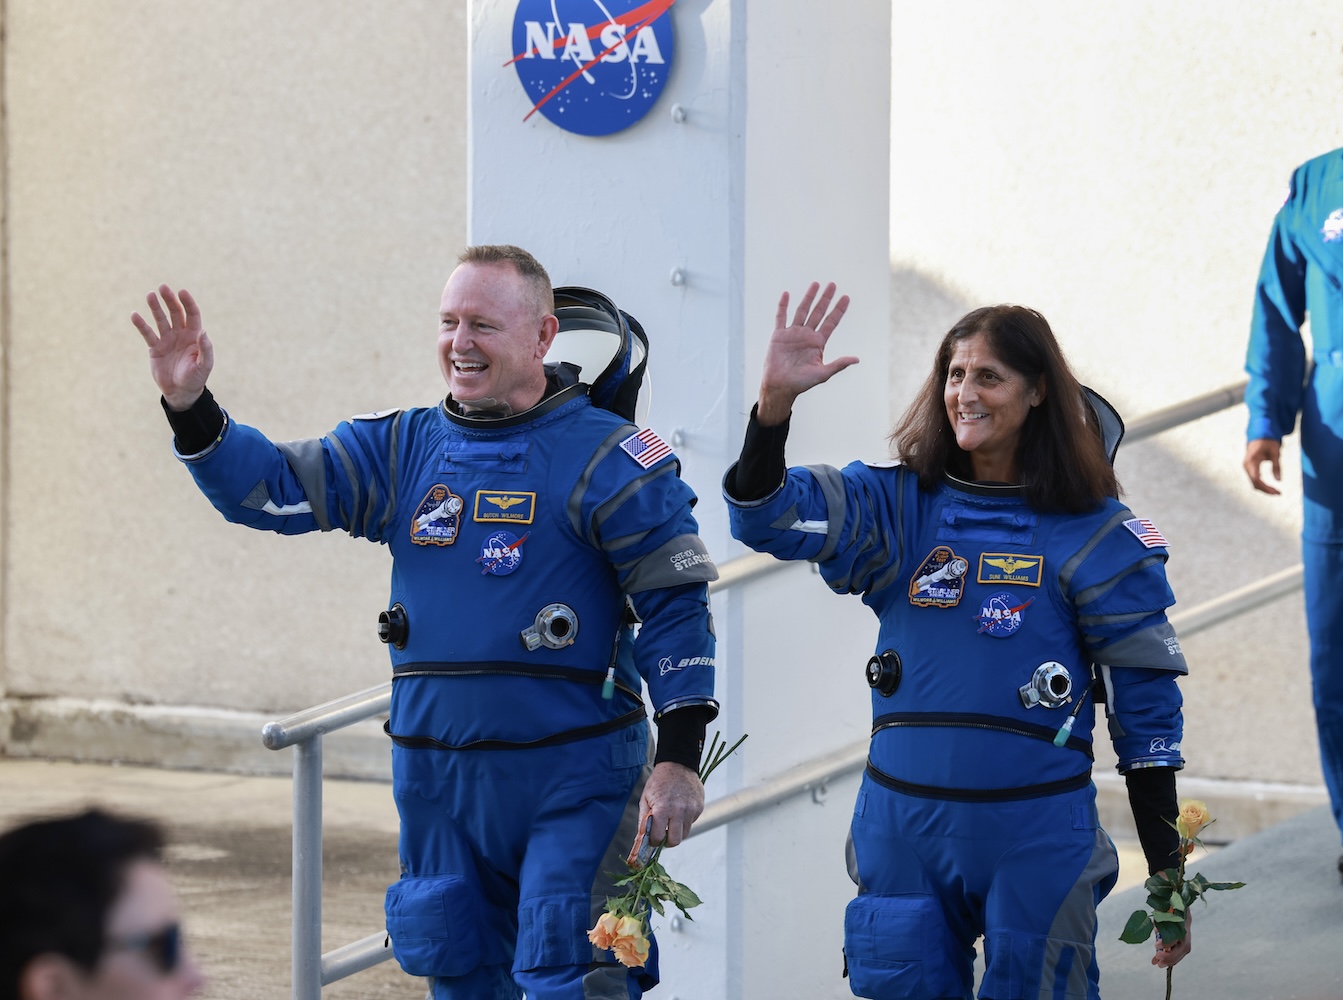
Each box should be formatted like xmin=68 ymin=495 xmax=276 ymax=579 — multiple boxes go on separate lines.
xmin=606 ymin=731 xmax=748 ymax=932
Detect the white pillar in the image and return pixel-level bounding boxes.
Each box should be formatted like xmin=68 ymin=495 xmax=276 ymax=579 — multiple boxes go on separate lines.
xmin=468 ymin=3 xmax=889 ymax=995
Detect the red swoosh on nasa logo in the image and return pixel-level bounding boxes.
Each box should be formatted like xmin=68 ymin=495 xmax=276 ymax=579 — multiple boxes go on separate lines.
xmin=506 ymin=0 xmax=676 ymax=122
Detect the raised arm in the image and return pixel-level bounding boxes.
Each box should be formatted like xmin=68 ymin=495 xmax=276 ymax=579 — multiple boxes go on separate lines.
xmin=756 ymin=281 xmax=857 ymax=425
xmin=131 ymin=285 xmax=214 ymax=411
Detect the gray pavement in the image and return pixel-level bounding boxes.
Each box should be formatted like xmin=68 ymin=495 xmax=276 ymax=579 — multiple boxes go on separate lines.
xmin=3 ymin=758 xmax=1338 ymax=998
xmin=1096 ymin=804 xmax=1343 ymax=1000
xmin=0 ymin=759 xmax=420 ymax=1000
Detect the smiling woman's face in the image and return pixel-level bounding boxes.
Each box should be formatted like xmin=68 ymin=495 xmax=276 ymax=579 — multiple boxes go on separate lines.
xmin=943 ymin=331 xmax=1044 ymax=483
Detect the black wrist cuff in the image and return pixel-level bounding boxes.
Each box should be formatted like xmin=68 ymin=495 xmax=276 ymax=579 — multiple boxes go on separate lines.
xmin=653 ymin=705 xmax=713 ymax=771
xmin=726 ymin=404 xmax=790 ymax=501
xmin=1125 ymin=767 xmax=1180 ymax=875
xmin=162 ymin=387 xmax=225 ymax=455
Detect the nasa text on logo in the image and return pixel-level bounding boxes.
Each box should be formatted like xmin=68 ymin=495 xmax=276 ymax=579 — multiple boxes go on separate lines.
xmin=509 ymin=0 xmax=675 ymax=137
xmin=975 ymin=592 xmax=1033 ymax=638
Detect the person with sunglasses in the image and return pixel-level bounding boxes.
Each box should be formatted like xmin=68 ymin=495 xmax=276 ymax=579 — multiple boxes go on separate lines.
xmin=0 ymin=809 xmax=206 ymax=1000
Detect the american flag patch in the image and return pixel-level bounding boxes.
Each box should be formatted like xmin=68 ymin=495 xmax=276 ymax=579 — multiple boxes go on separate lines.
xmin=1123 ymin=517 xmax=1168 ymax=549
xmin=619 ymin=427 xmax=673 ymax=469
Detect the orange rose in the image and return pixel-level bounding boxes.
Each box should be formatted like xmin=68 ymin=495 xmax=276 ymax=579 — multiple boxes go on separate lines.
xmin=587 ymin=911 xmax=622 ymax=951
xmin=611 ymin=915 xmax=651 ymax=968
xmin=1175 ymin=799 xmax=1211 ymax=840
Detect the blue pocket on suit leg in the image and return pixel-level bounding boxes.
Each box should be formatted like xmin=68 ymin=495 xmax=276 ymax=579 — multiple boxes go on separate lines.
xmin=844 ymin=893 xmax=958 ymax=999
xmin=384 ymin=874 xmax=484 ymax=978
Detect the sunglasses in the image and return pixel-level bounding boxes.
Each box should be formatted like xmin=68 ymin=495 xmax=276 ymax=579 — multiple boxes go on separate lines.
xmin=107 ymin=922 xmax=182 ymax=975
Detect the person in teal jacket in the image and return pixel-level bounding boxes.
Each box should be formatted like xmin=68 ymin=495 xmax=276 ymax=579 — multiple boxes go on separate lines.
xmin=1242 ymin=147 xmax=1343 ymax=878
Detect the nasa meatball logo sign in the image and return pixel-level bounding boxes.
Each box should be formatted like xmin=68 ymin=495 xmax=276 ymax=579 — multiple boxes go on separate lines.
xmin=509 ymin=0 xmax=675 ymax=136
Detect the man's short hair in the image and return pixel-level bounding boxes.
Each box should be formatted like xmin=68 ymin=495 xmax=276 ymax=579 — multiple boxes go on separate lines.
xmin=457 ymin=244 xmax=555 ymax=316
xmin=0 ymin=809 xmax=165 ymax=998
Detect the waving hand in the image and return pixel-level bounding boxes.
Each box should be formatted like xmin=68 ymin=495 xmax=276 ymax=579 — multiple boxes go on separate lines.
xmin=756 ymin=282 xmax=856 ymax=426
xmin=132 ymin=285 xmax=214 ymax=411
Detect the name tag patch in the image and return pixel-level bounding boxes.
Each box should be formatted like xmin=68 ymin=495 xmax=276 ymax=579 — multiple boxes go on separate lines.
xmin=474 ymin=490 xmax=536 ymax=524
xmin=977 ymin=553 xmax=1044 ymax=588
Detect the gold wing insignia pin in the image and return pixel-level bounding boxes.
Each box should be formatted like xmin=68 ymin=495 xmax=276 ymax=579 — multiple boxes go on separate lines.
xmin=486 ymin=495 xmax=526 ymax=510
xmin=985 ymin=556 xmax=1038 ymax=575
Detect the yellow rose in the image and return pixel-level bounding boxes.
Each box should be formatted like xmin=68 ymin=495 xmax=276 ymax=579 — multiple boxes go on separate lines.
xmin=587 ymin=912 xmax=621 ymax=951
xmin=610 ymin=915 xmax=651 ymax=969
xmin=1175 ymin=799 xmax=1211 ymax=840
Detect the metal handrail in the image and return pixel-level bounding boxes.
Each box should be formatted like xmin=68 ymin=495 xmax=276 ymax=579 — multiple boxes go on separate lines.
xmin=294 ymin=552 xmax=1307 ymax=982
xmin=321 ymin=932 xmax=393 ymax=986
xmin=266 ymin=374 xmax=1288 ymax=997
xmin=262 ymin=684 xmax=391 ymax=751
xmin=1125 ymin=378 xmax=1248 ymax=442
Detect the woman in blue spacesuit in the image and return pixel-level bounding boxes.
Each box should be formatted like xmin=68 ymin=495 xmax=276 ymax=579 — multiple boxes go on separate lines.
xmin=723 ymin=284 xmax=1191 ymax=999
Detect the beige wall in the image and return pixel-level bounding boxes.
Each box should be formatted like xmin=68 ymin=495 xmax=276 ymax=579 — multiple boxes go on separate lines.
xmin=1 ymin=2 xmax=467 ymax=761
xmin=1 ymin=0 xmax=1340 ymax=806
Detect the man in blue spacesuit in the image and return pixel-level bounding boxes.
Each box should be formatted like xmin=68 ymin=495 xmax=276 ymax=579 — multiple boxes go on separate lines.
xmin=131 ymin=245 xmax=718 ymax=999
xmin=1243 ymin=146 xmax=1343 ymax=878
xmin=725 ymin=285 xmax=1188 ymax=998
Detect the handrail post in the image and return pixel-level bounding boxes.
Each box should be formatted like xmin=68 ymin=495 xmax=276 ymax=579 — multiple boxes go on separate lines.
xmin=292 ymin=736 xmax=324 ymax=1000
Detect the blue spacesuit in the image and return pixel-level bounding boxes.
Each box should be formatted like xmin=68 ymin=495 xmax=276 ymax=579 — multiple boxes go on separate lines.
xmin=1246 ymin=146 xmax=1343 ymax=848
xmin=726 ymin=455 xmax=1185 ymax=1000
xmin=176 ymin=372 xmax=718 ymax=998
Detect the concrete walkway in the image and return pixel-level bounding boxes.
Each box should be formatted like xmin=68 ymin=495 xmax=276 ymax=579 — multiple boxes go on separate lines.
xmin=1095 ymin=803 xmax=1343 ymax=1000
xmin=3 ymin=758 xmax=1337 ymax=999
xmin=0 ymin=759 xmax=418 ymax=999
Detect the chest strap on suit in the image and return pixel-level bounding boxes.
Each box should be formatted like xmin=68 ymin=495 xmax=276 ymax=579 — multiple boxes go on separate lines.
xmin=871 ymin=711 xmax=1094 ymax=759
xmin=386 ymin=660 xmax=645 ymax=751
xmin=384 ymin=705 xmax=646 ymax=752
xmin=864 ymin=761 xmax=1093 ymax=802
xmin=391 ymin=660 xmax=642 ymax=701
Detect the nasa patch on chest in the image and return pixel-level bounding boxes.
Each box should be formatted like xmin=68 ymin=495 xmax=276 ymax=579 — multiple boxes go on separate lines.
xmin=975 ymin=592 xmax=1034 ymax=638
xmin=410 ymin=485 xmax=463 ymax=546
xmin=909 ymin=546 xmax=969 ymax=607
xmin=476 ymin=529 xmax=529 ymax=576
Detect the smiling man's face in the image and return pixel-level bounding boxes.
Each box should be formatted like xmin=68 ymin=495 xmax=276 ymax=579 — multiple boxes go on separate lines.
xmin=438 ymin=261 xmax=558 ymax=414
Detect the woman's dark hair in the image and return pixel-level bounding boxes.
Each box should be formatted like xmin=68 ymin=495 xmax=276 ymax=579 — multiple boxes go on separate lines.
xmin=890 ymin=304 xmax=1120 ymax=513
xmin=0 ymin=809 xmax=165 ymax=997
